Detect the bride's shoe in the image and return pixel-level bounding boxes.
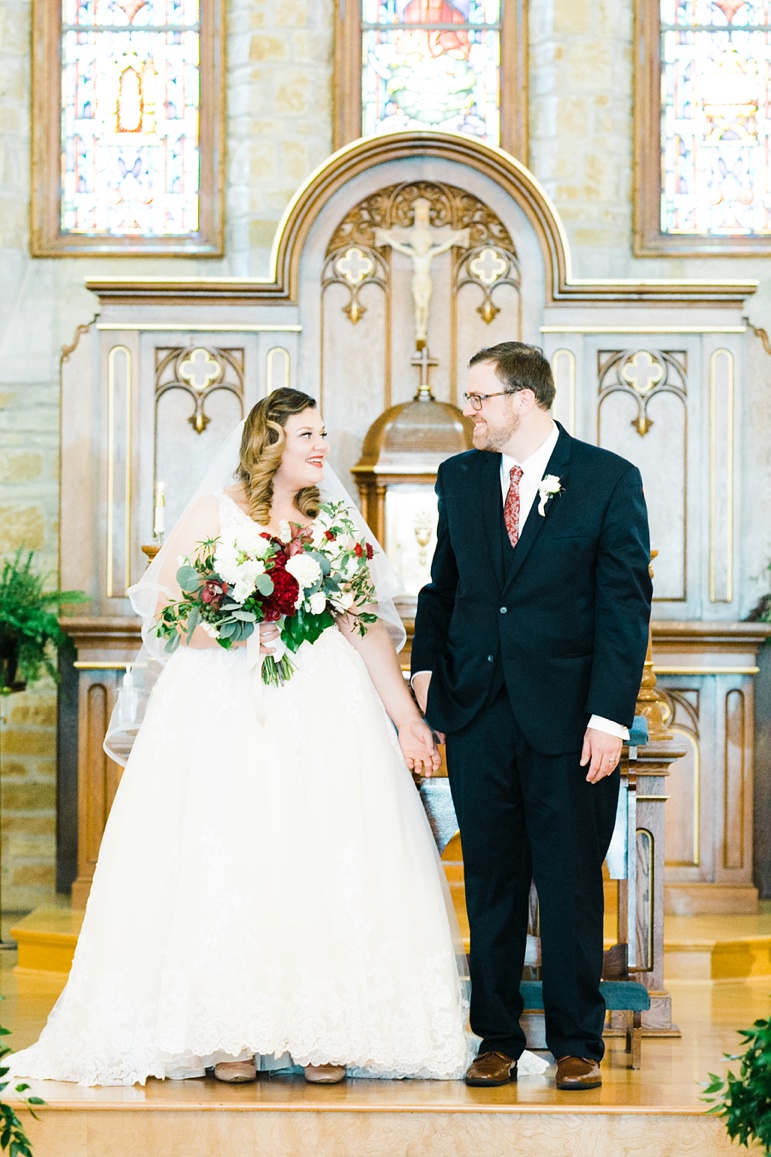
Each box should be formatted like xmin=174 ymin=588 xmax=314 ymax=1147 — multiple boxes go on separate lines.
xmin=304 ymin=1063 xmax=346 ymax=1084
xmin=213 ymin=1058 xmax=257 ymax=1083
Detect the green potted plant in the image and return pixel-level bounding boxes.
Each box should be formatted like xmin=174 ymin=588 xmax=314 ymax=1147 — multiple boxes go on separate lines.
xmin=0 ymin=550 xmax=88 ymax=693
xmin=746 ymin=561 xmax=771 ymax=626
xmin=703 ymin=1007 xmax=771 ymax=1153
xmin=0 ymin=1013 xmax=44 ymax=1156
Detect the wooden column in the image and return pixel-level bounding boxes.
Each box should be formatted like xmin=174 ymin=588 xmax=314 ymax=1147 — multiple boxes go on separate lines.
xmin=59 ymin=617 xmax=140 ymax=908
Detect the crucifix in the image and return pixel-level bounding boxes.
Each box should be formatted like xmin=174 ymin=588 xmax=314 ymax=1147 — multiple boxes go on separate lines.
xmin=375 ymin=197 xmax=469 ymax=350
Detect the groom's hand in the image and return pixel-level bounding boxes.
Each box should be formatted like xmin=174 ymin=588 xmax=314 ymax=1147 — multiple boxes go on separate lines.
xmin=411 ymin=671 xmax=445 ymax=744
xmin=581 ymin=728 xmax=623 ymax=783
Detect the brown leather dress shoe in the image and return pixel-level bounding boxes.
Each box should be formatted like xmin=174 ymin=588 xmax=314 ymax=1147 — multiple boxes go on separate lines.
xmin=555 ymin=1056 xmax=602 ymax=1090
xmin=465 ymin=1051 xmax=518 ymax=1087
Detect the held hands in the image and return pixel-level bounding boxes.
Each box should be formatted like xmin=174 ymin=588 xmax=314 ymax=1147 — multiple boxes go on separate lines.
xmin=580 ymin=727 xmax=623 ymax=783
xmin=410 ymin=671 xmax=446 ymax=744
xmin=397 ymin=717 xmax=442 ymax=778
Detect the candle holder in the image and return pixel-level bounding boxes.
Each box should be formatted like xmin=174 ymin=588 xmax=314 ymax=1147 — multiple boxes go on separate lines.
xmin=141 ymin=544 xmax=161 ymax=566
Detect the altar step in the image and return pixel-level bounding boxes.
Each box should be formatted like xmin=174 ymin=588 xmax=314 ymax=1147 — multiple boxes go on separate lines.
xmin=11 ymin=905 xmax=85 ymax=975
xmin=8 ymin=1087 xmax=749 ymax=1157
xmin=3 ymin=942 xmax=769 ymax=1156
xmin=10 ymin=902 xmax=771 ymax=982
xmin=663 ymin=903 xmax=771 ymax=980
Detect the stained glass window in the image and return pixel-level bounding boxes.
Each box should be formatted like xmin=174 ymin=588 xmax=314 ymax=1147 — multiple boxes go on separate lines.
xmin=660 ymin=0 xmax=771 ymax=236
xmin=361 ymin=1 xmax=502 ymax=144
xmin=31 ymin=0 xmax=223 ymax=255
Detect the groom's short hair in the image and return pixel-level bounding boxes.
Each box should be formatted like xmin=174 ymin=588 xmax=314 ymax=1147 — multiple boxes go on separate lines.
xmin=469 ymin=342 xmax=556 ymax=410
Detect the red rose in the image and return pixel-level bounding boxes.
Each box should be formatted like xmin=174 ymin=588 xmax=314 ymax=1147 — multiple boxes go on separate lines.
xmin=365 ymin=543 xmax=374 ymax=560
xmin=200 ymin=579 xmax=228 ymax=610
xmin=324 ymin=529 xmax=336 ymax=541
xmin=261 ymin=563 xmax=299 ymax=621
xmin=354 ymin=542 xmax=364 ymax=558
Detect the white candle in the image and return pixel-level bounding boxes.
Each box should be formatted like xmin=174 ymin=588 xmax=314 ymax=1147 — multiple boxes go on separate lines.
xmin=153 ymin=480 xmax=166 ymax=540
xmin=118 ymin=664 xmax=139 ymax=728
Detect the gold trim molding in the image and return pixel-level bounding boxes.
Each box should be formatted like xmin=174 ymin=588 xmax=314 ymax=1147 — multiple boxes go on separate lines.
xmin=655 ymin=666 xmax=758 ymax=676
xmin=541 ymin=325 xmax=747 ymax=334
xmin=709 ymin=349 xmax=734 ymax=604
xmin=105 ymin=345 xmax=132 ymax=599
xmin=96 ymin=323 xmax=302 ymax=333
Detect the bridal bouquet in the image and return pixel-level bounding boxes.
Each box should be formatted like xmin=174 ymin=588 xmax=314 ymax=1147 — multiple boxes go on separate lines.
xmin=154 ymin=501 xmax=379 ymax=684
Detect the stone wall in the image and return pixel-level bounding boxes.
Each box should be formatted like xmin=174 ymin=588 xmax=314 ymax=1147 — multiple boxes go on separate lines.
xmin=1 ymin=0 xmax=769 ymax=910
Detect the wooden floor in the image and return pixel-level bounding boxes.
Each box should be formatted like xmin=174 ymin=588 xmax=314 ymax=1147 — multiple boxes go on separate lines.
xmin=1 ymin=946 xmax=768 ymax=1155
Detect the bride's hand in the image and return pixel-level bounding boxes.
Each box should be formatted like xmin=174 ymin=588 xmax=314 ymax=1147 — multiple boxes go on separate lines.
xmin=397 ymin=717 xmax=441 ymax=778
xmin=259 ymin=622 xmax=279 ymax=655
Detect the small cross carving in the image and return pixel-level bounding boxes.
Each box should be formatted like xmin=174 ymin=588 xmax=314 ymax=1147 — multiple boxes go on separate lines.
xmin=411 ymin=346 xmax=439 ymax=400
xmin=469 ymin=247 xmax=508 ymax=286
xmin=336 ymin=246 xmax=374 ymax=285
xmin=179 ymin=348 xmax=221 ymax=393
xmin=621 ymin=351 xmax=664 ymax=396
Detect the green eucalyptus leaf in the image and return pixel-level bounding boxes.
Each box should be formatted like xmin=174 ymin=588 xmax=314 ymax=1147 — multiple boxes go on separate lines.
xmin=254 ymin=573 xmax=274 ymax=596
xmin=175 ymin=565 xmax=200 ymax=591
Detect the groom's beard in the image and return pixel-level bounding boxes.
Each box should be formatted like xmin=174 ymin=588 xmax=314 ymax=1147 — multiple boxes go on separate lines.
xmin=472 ymin=407 xmax=520 ymax=452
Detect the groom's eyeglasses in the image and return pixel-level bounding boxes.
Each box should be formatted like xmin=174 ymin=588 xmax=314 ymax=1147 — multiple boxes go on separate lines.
xmin=463 ymin=391 xmax=512 ymax=411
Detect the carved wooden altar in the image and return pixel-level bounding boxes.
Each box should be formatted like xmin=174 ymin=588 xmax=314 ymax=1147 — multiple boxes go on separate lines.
xmin=57 ymin=132 xmax=762 ymax=916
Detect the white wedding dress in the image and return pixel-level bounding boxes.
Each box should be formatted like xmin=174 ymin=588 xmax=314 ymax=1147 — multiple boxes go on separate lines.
xmin=11 ymin=493 xmax=547 ymax=1086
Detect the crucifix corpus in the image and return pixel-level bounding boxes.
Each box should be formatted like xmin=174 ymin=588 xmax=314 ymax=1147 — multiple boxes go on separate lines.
xmin=375 ymin=198 xmax=469 ymax=350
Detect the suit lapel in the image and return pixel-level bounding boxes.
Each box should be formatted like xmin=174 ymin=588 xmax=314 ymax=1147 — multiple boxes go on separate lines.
xmin=502 ymin=423 xmax=573 ymax=593
xmin=476 ymin=451 xmax=505 ymax=591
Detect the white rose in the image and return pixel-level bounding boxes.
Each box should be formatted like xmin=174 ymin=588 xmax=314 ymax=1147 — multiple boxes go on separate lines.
xmin=214 ymin=546 xmax=240 ymax=585
xmin=335 ymin=590 xmax=355 ymax=611
xmin=236 ymin=524 xmax=272 ymax=558
xmin=309 ymin=591 xmax=326 ymax=615
xmin=238 ymin=558 xmax=266 ymax=584
xmin=278 ymin=519 xmax=292 ymax=543
xmin=285 ymin=554 xmax=322 ymax=590
xmin=232 ymin=577 xmax=256 ymax=604
xmin=202 ymin=622 xmax=220 ymax=638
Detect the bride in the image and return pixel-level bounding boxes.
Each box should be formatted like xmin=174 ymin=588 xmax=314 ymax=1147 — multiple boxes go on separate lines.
xmin=11 ymin=387 xmax=546 ymax=1087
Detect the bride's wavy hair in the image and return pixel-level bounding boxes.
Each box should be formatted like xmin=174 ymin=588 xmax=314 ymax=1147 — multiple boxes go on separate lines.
xmin=236 ymin=388 xmax=321 ymax=525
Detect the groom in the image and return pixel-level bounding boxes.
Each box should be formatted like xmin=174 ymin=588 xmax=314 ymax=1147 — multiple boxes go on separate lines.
xmin=412 ymin=342 xmax=652 ymax=1090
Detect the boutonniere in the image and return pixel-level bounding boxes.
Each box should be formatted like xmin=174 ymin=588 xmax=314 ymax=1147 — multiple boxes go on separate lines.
xmin=537 ymin=474 xmax=564 ymax=516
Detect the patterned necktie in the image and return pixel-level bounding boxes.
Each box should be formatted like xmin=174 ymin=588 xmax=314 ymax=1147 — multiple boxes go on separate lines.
xmin=503 ymin=465 xmax=524 ymax=548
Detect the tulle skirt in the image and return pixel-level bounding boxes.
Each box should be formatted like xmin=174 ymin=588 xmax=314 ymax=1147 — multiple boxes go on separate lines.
xmin=11 ymin=630 xmax=477 ymax=1085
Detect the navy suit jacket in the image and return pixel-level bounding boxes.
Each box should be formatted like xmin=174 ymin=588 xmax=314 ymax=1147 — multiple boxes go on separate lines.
xmin=411 ymin=424 xmax=653 ymax=755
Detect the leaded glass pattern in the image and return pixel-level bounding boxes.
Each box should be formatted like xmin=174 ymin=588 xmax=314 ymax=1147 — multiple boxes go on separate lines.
xmin=361 ymin=1 xmax=502 ymax=144
xmin=660 ymin=0 xmax=771 ymax=235
xmin=61 ymin=0 xmax=201 ymax=237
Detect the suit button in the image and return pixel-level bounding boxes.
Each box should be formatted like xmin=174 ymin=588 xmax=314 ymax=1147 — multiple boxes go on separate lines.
xmin=487 ymin=655 xmax=494 ymax=663
xmin=499 ymin=606 xmax=507 ymax=614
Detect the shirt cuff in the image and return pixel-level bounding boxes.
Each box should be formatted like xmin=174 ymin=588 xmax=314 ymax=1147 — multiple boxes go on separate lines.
xmin=410 ymin=670 xmax=431 ymax=690
xmin=588 ymin=714 xmax=629 ymax=741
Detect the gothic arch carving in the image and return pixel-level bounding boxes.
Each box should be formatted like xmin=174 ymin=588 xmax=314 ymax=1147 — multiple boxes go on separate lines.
xmin=270 ymin=131 xmax=571 ymax=304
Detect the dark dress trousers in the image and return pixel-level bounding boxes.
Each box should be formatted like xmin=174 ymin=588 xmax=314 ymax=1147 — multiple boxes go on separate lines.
xmin=412 ymin=423 xmax=652 ymax=1062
